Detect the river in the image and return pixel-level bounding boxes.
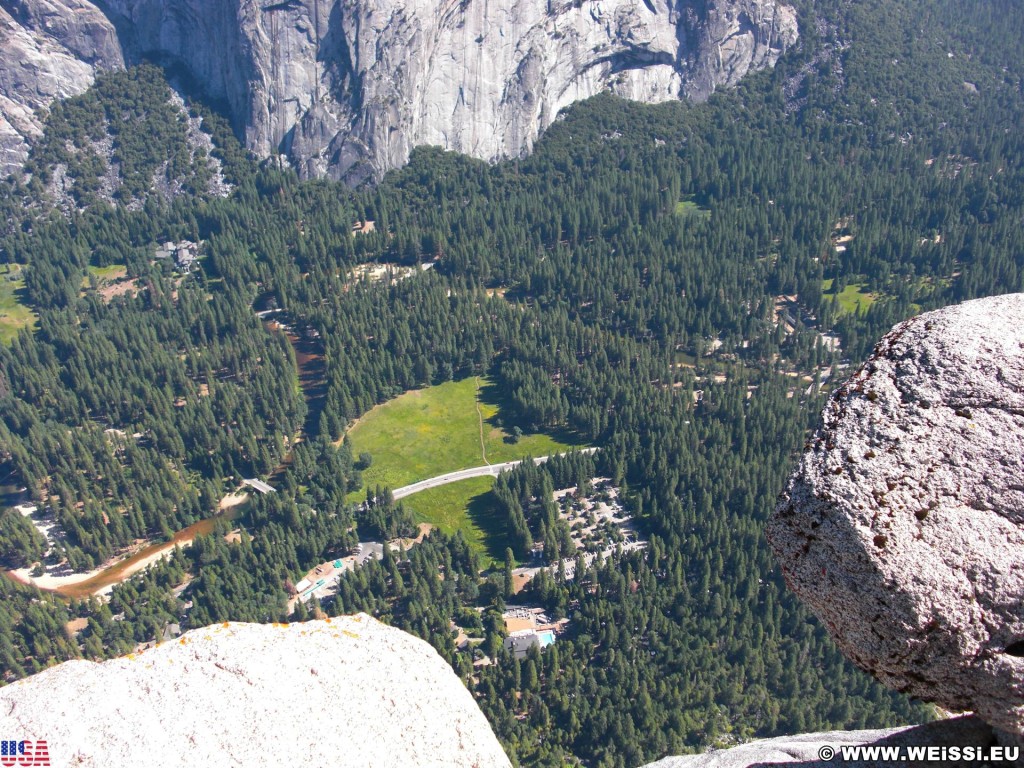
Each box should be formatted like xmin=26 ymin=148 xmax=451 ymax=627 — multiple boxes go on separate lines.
xmin=261 ymin=311 xmax=327 ymax=441
xmin=45 ymin=504 xmax=248 ymax=600
xmin=5 ymin=303 xmax=325 ymax=599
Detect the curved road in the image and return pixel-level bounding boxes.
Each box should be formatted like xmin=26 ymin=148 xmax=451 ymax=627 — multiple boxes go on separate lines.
xmin=391 ymin=448 xmax=598 ymax=500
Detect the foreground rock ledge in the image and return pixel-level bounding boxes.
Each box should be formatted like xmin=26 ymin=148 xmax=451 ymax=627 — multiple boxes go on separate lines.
xmin=0 ymin=615 xmax=511 ymax=768
xmin=643 ymin=715 xmax=998 ymax=767
xmin=769 ymin=294 xmax=1024 ymax=737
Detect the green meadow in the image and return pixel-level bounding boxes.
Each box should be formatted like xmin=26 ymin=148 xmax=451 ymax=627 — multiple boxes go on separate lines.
xmin=346 ymin=377 xmax=583 ymax=558
xmin=0 ymin=266 xmax=36 ymax=345
xmin=822 ymin=278 xmax=876 ymax=315
xmin=400 ymin=476 xmax=510 ymax=562
xmin=674 ymin=197 xmax=711 ymax=219
xmin=346 ymin=377 xmax=578 ymax=493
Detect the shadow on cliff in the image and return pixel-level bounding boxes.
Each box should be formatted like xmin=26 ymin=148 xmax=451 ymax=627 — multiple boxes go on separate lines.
xmin=319 ymin=1 xmax=362 ymax=112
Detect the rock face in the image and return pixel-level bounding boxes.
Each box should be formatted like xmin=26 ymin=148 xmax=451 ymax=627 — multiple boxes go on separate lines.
xmin=0 ymin=0 xmax=123 ymax=173
xmin=642 ymin=715 xmax=999 ymax=767
xmin=769 ymin=294 xmax=1024 ymax=737
xmin=0 ymin=615 xmax=512 ymax=767
xmin=0 ymin=0 xmax=797 ymax=181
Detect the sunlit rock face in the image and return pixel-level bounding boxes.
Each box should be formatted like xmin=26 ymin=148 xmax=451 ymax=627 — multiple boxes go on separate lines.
xmin=770 ymin=294 xmax=1024 ymax=739
xmin=0 ymin=616 xmax=512 ymax=768
xmin=0 ymin=0 xmax=123 ymax=173
xmin=643 ymin=716 xmax=1000 ymax=767
xmin=1 ymin=0 xmax=797 ymax=182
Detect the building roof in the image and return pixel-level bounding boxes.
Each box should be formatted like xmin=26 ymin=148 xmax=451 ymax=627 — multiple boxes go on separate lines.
xmin=243 ymin=478 xmax=276 ymax=494
xmin=504 ymin=629 xmax=553 ymax=659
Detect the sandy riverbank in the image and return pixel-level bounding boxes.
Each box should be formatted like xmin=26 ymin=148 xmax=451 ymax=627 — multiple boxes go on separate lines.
xmin=9 ymin=540 xmax=183 ymax=595
xmin=6 ymin=491 xmax=251 ymax=597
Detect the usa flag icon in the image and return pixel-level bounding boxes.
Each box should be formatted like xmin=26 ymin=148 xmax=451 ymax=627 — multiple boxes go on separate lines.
xmin=0 ymin=740 xmax=50 ymax=766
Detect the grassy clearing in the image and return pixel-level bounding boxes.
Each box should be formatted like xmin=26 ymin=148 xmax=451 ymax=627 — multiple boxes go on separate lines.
xmin=346 ymin=377 xmax=583 ymax=556
xmin=674 ymin=197 xmax=711 ymax=219
xmin=347 ymin=377 xmax=581 ymax=496
xmin=673 ymin=351 xmax=697 ymax=368
xmin=0 ymin=266 xmax=36 ymax=345
xmin=400 ymin=476 xmax=509 ymax=563
xmin=822 ymin=278 xmax=876 ymax=315
xmin=87 ymin=265 xmax=128 ymax=283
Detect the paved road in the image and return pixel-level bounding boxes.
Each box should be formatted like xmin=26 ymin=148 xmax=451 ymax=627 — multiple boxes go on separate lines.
xmin=391 ymin=448 xmax=597 ymax=500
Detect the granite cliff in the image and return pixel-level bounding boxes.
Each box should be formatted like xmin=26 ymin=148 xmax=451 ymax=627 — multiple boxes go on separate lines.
xmin=0 ymin=0 xmax=123 ymax=172
xmin=0 ymin=0 xmax=797 ymax=181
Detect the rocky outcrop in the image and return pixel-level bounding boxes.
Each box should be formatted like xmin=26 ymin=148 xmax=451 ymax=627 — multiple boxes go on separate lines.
xmin=0 ymin=0 xmax=123 ymax=173
xmin=0 ymin=615 xmax=511 ymax=767
xmin=769 ymin=294 xmax=1024 ymax=738
xmin=643 ymin=715 xmax=1000 ymax=767
xmin=0 ymin=0 xmax=797 ymax=182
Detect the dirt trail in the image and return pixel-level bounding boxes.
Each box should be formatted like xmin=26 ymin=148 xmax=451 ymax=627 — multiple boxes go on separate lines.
xmin=475 ymin=377 xmax=489 ymax=465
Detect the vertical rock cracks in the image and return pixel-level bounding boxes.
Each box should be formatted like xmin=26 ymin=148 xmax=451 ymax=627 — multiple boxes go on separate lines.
xmin=0 ymin=0 xmax=796 ymax=181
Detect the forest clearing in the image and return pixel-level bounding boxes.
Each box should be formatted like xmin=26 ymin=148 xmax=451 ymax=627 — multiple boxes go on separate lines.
xmin=822 ymin=278 xmax=877 ymax=316
xmin=344 ymin=377 xmax=584 ymax=561
xmin=345 ymin=377 xmax=581 ymax=498
xmin=0 ymin=266 xmax=36 ymax=345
